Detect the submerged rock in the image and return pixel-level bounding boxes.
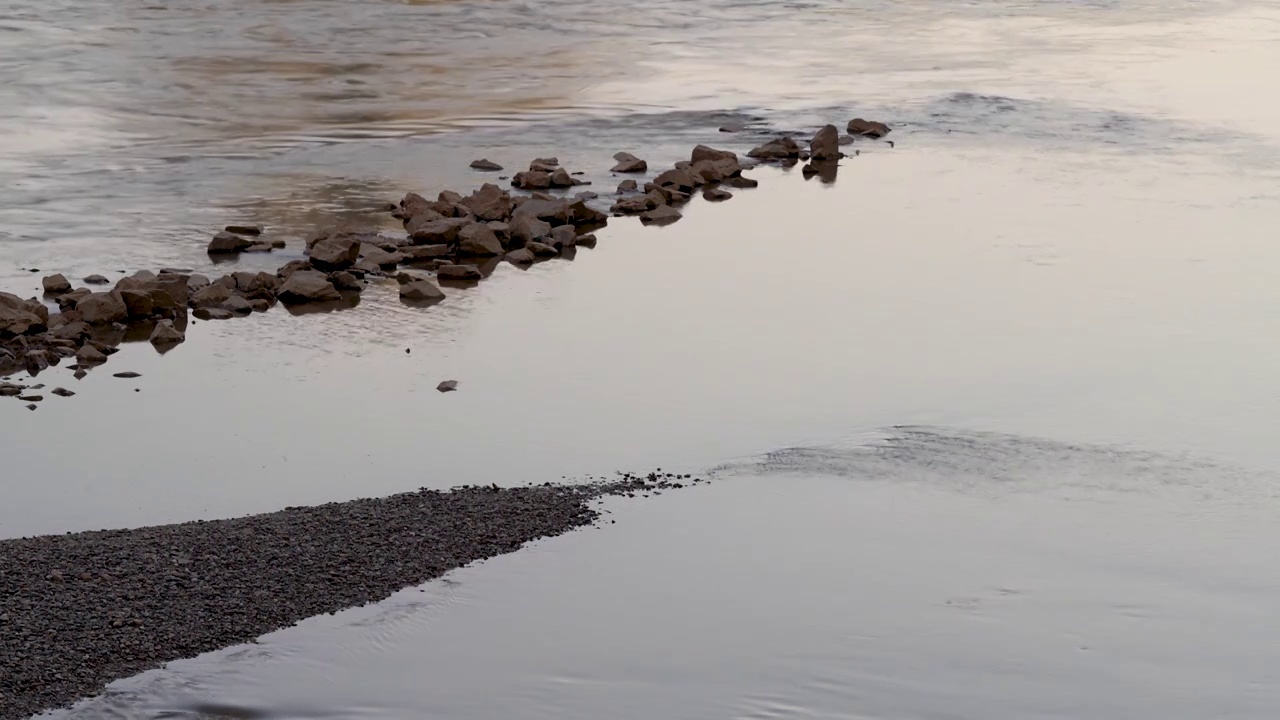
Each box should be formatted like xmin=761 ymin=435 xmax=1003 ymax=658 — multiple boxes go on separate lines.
xmin=399 ymin=280 xmax=446 ymax=303
xmin=83 ymin=275 xmax=109 ymax=285
xmin=207 ymin=231 xmax=252 ymax=254
xmin=470 ymin=159 xmax=503 ymax=171
xmin=436 ymin=264 xmax=483 ymax=281
xmin=847 ymin=118 xmax=891 ymax=138
xmin=225 ymin=225 xmax=262 ymax=236
xmin=703 ymin=187 xmax=733 ymax=201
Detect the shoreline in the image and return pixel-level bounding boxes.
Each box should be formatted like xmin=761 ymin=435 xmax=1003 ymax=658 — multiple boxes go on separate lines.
xmin=0 ymin=473 xmax=699 ymax=720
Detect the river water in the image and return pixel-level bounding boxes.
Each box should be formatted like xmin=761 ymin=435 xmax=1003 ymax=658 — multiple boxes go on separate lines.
xmin=6 ymin=0 xmax=1280 ymax=717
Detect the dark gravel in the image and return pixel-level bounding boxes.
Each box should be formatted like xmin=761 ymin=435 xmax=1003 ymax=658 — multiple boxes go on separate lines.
xmin=0 ymin=474 xmax=699 ymax=720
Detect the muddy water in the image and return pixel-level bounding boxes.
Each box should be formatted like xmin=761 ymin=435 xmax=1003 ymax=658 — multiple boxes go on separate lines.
xmin=8 ymin=0 xmax=1280 ymax=717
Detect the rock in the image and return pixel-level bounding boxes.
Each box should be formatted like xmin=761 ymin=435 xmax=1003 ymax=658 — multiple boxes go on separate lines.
xmin=225 ymin=225 xmax=263 ymax=236
xmin=77 ymin=292 xmax=128 ymax=325
xmin=113 ymin=372 xmax=141 ymax=379
xmin=747 ymin=136 xmax=801 ymax=160
xmin=329 ymin=271 xmax=361 ymax=291
xmin=54 ymin=288 xmax=90 ymax=312
xmin=802 ymin=159 xmax=839 ymax=183
xmin=719 ymin=123 xmax=746 ymax=133
xmin=399 ymin=280 xmax=446 ymax=303
xmin=308 ymin=234 xmax=361 ymax=271
xmin=703 ymin=187 xmax=733 ymax=201
xmin=25 ymin=403 xmax=36 ymax=411
xmin=409 ymin=217 xmax=472 ymax=245
xmin=459 ymin=183 xmax=513 ymax=221
xmin=512 ymin=170 xmax=551 ymax=190
xmin=190 ymin=284 xmax=233 ymax=309
xmin=847 ymin=118 xmax=891 ymax=138
xmin=508 ymin=213 xmax=553 ymax=246
xmin=207 ymin=231 xmax=252 ymax=254
xmin=248 ymin=298 xmax=271 ymax=313
xmin=550 ymin=225 xmax=577 ymax=250
xmin=153 ymin=275 xmax=191 ymax=307
xmin=118 ymin=289 xmax=155 ymax=318
xmin=194 ymin=308 xmax=234 ymax=320
xmin=513 ymin=197 xmax=572 ymax=225
xmin=838 ymin=134 xmax=856 ymax=146
xmin=527 ymin=241 xmax=558 ymax=257
xmin=640 ymin=205 xmax=683 ymax=226
xmin=723 ymin=175 xmax=759 ymax=189
xmin=653 ymin=168 xmax=700 ymax=193
xmin=0 ymin=296 xmax=47 ymax=337
xmin=83 ymin=274 xmax=109 ymax=285
xmin=0 ymin=385 xmax=20 ymax=396
xmin=50 ymin=387 xmax=74 ymax=397
xmin=610 ymin=194 xmax=657 ymax=214
xmin=244 ymin=243 xmax=274 ymax=253
xmin=470 ymin=159 xmax=503 ymax=171
xmin=42 ymin=274 xmax=72 ymax=295
xmin=549 ymin=168 xmax=574 ymax=188
xmin=533 ymin=156 xmax=558 ymax=166
xmin=21 ymin=395 xmax=42 ymax=403
xmin=810 ymin=124 xmax=840 ymax=160
xmin=691 ymin=145 xmax=737 ymax=164
xmin=576 ymin=233 xmax=598 ymax=247
xmin=617 ymin=179 xmax=638 ymax=194
xmin=360 ymin=245 xmax=404 ymax=268
xmin=401 ymin=244 xmax=451 ymax=261
xmin=187 ymin=274 xmax=211 ymax=293
xmin=690 ymin=158 xmax=741 ymax=184
xmin=568 ymin=198 xmax=608 ymax=226
xmin=223 ymin=295 xmax=253 ymax=314
xmin=505 ymin=248 xmax=535 ymax=264
xmin=76 ymin=345 xmax=107 ymax=364
xmin=611 ymin=152 xmax=647 ymax=173
xmin=49 ymin=321 xmax=89 ymax=342
xmin=276 ymin=260 xmax=314 ymax=280
xmin=457 ymin=223 xmax=504 ymax=256
xmin=149 ymin=320 xmax=185 ymax=347
xmin=73 ymin=367 xmax=87 ymax=379
xmin=275 ymin=270 xmax=341 ymax=304
xmin=231 ymin=271 xmax=278 ymax=296
xmin=436 ymin=264 xmax=482 ymax=281
xmin=437 ymin=380 xmax=458 ymax=392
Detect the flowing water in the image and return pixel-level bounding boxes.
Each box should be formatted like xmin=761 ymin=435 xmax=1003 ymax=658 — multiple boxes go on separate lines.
xmin=6 ymin=0 xmax=1280 ymax=717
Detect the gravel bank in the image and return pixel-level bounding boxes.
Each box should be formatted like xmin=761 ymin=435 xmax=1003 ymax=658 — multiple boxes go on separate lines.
xmin=0 ymin=475 xmax=695 ymax=719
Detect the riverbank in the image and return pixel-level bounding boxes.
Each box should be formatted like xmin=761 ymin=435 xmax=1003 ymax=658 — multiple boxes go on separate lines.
xmin=0 ymin=472 xmax=698 ymax=720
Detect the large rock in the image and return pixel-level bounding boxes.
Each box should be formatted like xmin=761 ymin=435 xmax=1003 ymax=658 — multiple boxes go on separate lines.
xmin=76 ymin=292 xmax=128 ymax=325
xmin=76 ymin=344 xmax=108 ymax=364
xmin=527 ymin=241 xmax=558 ymax=257
xmin=118 ymin=289 xmax=154 ymax=318
xmin=0 ymin=293 xmax=47 ymax=336
xmin=403 ymin=207 xmax=447 ymax=233
xmin=42 ymin=274 xmax=72 ymax=295
xmin=513 ymin=198 xmax=572 ymax=225
xmin=459 ymin=183 xmax=513 ymax=221
xmin=231 ymin=271 xmax=279 ymax=296
xmin=398 ymin=192 xmax=433 ymax=220
xmin=190 ymin=284 xmax=234 ymax=309
xmin=610 ymin=194 xmax=657 ymax=214
xmin=847 ymin=118 xmax=891 ymax=138
xmin=401 ymin=244 xmax=451 ymax=261
xmin=470 ymin=158 xmax=502 ymax=171
xmin=747 ymin=136 xmax=801 ymax=159
xmin=309 ymin=234 xmax=361 ymax=271
xmin=690 ymin=158 xmax=741 ymax=184
xmin=409 ymin=217 xmax=472 ymax=245
xmin=360 ymin=244 xmax=404 ymax=268
xmin=55 ymin=288 xmax=91 ymax=312
xmin=691 ymin=145 xmax=738 ymax=164
xmin=275 ymin=270 xmax=341 ymax=304
xmin=207 ymin=231 xmax=252 ymax=254
xmin=508 ymin=213 xmax=552 ymax=247
xmin=399 ymin=280 xmax=446 ymax=303
xmin=512 ymin=170 xmax=551 ymax=190
xmin=640 ymin=205 xmax=683 ymax=226
xmin=549 ymin=225 xmax=577 ymax=250
xmin=457 ymin=223 xmax=504 ymax=256
xmin=149 ymin=320 xmax=185 ymax=347
xmin=653 ymin=167 xmax=701 ymax=193
xmin=549 ymin=167 xmax=574 ymax=188
xmin=505 ymin=248 xmax=535 ymax=264
xmin=611 ymin=152 xmax=647 ymax=173
xmin=436 ymin=264 xmax=483 ymax=281
xmin=810 ymin=124 xmax=840 ymax=160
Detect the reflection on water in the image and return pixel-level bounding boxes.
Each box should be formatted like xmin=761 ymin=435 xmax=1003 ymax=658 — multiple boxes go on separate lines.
xmin=43 ymin=428 xmax=1280 ymax=719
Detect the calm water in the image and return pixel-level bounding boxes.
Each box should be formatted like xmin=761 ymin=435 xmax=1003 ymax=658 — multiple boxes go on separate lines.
xmin=7 ymin=0 xmax=1280 ymax=717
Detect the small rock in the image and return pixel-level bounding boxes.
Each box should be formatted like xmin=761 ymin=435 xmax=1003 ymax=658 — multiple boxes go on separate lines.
xmin=308 ymin=234 xmax=362 ymax=271
xmin=747 ymin=136 xmax=802 ymax=160
xmin=719 ymin=122 xmax=746 ymax=133
xmin=611 ymin=152 xmax=647 ymax=173
xmin=150 ymin=320 xmax=185 ymax=347
xmin=194 ymin=308 xmax=234 ymax=320
xmin=723 ymin=175 xmax=759 ymax=189
xmin=399 ymin=280 xmax=446 ymax=303
xmin=113 ymin=372 xmax=141 ymax=379
xmin=225 ymin=225 xmax=263 ymax=236
xmin=576 ymin=233 xmax=598 ymax=247
xmin=505 ymin=248 xmax=535 ymax=264
xmin=51 ymin=387 xmax=74 ymax=397
xmin=512 ymin=170 xmax=551 ymax=190
xmin=83 ymin=274 xmax=109 ymax=285
xmin=73 ymin=368 xmax=87 ymax=379
xmin=549 ymin=225 xmax=577 ymax=250
xmin=703 ymin=187 xmax=733 ymax=201
xmin=243 ymin=242 xmax=274 ymax=253
xmin=470 ymin=159 xmax=503 ymax=171
xmin=810 ymin=124 xmax=841 ymax=160
xmin=329 ymin=271 xmax=361 ymax=292
xmin=207 ymin=231 xmax=252 ymax=254
xmin=847 ymin=118 xmax=891 ymax=138
xmin=549 ymin=167 xmax=574 ymax=188
xmin=76 ymin=345 xmax=107 ymax=365
xmin=436 ymin=264 xmax=483 ymax=281
xmin=25 ymin=403 xmax=36 ymax=411
xmin=276 ymin=270 xmax=342 ymax=304
xmin=18 ymin=395 xmax=42 ymax=402
xmin=640 ymin=205 xmax=683 ymax=226
xmin=533 ymin=157 xmax=559 ymax=167
xmin=527 ymin=241 xmax=558 ymax=257
xmin=437 ymin=380 xmax=458 ymax=393
xmin=42 ymin=274 xmax=72 ymax=295
xmin=617 ymin=179 xmax=638 ymax=194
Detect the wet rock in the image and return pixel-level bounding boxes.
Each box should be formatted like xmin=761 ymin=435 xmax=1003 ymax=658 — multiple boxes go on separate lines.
xmin=42 ymin=274 xmax=72 ymax=295
xmin=207 ymin=231 xmax=252 ymax=254
xmin=329 ymin=271 xmax=361 ymax=292
xmin=436 ymin=264 xmax=482 ymax=281
xmin=512 ymin=170 xmax=551 ymax=190
xmin=723 ymin=175 xmax=760 ymax=189
xmin=243 ymin=243 xmax=275 ymax=253
xmin=802 ymin=159 xmax=839 ymax=184
xmin=0 ymin=295 xmax=47 ymax=337
xmin=223 ymin=295 xmax=253 ymax=315
xmin=401 ymin=244 xmax=451 ymax=261
xmin=549 ymin=167 xmax=574 ymax=188
xmin=149 ymin=320 xmax=185 ymax=347
xmin=617 ymin=179 xmax=638 ymax=193
xmin=0 ymin=385 xmax=20 ymax=396
xmin=691 ymin=144 xmax=738 ymax=164
xmin=640 ymin=205 xmax=683 ymax=226
xmin=719 ymin=122 xmax=746 ymax=133
xmin=83 ymin=275 xmax=109 ymax=285
xmin=77 ymin=292 xmax=128 ymax=325
xmin=19 ymin=394 xmax=42 ymax=402
xmin=747 ymin=136 xmax=801 ymax=160
xmin=508 ymin=213 xmax=553 ymax=247
xmin=437 ymin=380 xmax=458 ymax=392
xmin=23 ymin=351 xmax=50 ymax=376
xmin=459 ymin=183 xmax=513 ymax=221
xmin=49 ymin=321 xmax=89 ymax=342
xmin=248 ymin=298 xmax=271 ymax=313
xmin=703 ymin=187 xmax=733 ymax=201
xmin=25 ymin=403 xmax=36 ymax=411
xmin=190 ymin=284 xmax=233 ymax=309
xmin=505 ymin=248 xmax=535 ymax=264
xmin=308 ymin=234 xmax=361 ymax=271
xmin=576 ymin=233 xmax=598 ymax=247
xmin=514 ymin=197 xmax=572 ymax=225
xmin=653 ymin=167 xmax=700 ymax=193
xmin=847 ymin=118 xmax=891 ymax=138
xmin=810 ymin=124 xmax=840 ymax=160
xmin=409 ymin=217 xmax=472 ymax=245
xmin=399 ymin=280 xmax=446 ymax=303
xmin=231 ymin=271 xmax=278 ymax=296
xmin=119 ymin=289 xmax=155 ymax=318
xmin=76 ymin=345 xmax=107 ymax=365
xmin=51 ymin=387 xmax=74 ymax=397
xmin=73 ymin=367 xmax=87 ymax=379
xmin=838 ymin=134 xmax=856 ymax=146
xmin=194 ymin=308 xmax=235 ymax=320
xmin=457 ymin=223 xmax=504 ymax=256
xmin=225 ymin=224 xmax=262 ymax=236
xmin=527 ymin=241 xmax=558 ymax=257
xmin=360 ymin=245 xmax=404 ymax=268
xmin=611 ymin=152 xmax=647 ymax=173
xmin=610 ymin=194 xmax=657 ymax=214
xmin=113 ymin=372 xmax=141 ymax=379
xmin=568 ymin=199 xmax=608 ymax=226
xmin=470 ymin=158 xmax=503 ymax=171
xmin=276 ymin=260 xmax=314 ymax=280
xmin=275 ymin=270 xmax=341 ymax=304
xmin=186 ymin=274 xmax=211 ymax=294
xmin=533 ymin=156 xmax=559 ymax=167
xmin=549 ymin=225 xmax=577 ymax=250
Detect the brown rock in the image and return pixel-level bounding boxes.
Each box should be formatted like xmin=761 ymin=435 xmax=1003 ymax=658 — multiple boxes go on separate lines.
xmin=549 ymin=168 xmax=574 ymax=188
xmin=329 ymin=271 xmax=361 ymax=291
xmin=611 ymin=195 xmax=656 ymax=214
xmin=437 ymin=380 xmax=458 ymax=392
xmin=641 ymin=205 xmax=683 ymax=226
xmin=747 ymin=136 xmax=802 ymax=159
xmin=83 ymin=274 xmax=109 ymax=285
xmin=243 ymin=243 xmax=274 ymax=253
xmin=576 ymin=233 xmax=598 ymax=247
xmin=549 ymin=225 xmax=577 ymax=250
xmin=459 ymin=183 xmax=513 ymax=221
xmin=527 ymin=241 xmax=558 ymax=257
xmin=847 ymin=118 xmax=891 ymax=138
xmin=76 ymin=344 xmax=107 ymax=364
xmin=514 ymin=198 xmax=572 ymax=225
xmin=691 ymin=145 xmax=738 ymax=164
xmin=76 ymin=292 xmax=128 ymax=325
xmin=505 ymin=248 xmax=535 ymax=264
xmin=723 ymin=175 xmax=759 ymax=189
xmin=42 ymin=274 xmax=72 ymax=295
xmin=508 ymin=213 xmax=553 ymax=246
xmin=399 ymin=280 xmax=446 ymax=303
xmin=512 ymin=170 xmax=551 ymax=190
xmin=457 ymin=224 xmax=504 ymax=256
xmin=704 ymin=187 xmax=733 ymax=201
xmin=409 ymin=217 xmax=472 ymax=245
xmin=308 ymin=234 xmax=361 ymax=271
xmin=401 ymin=244 xmax=451 ymax=261
xmin=207 ymin=231 xmax=252 ymax=254
xmin=533 ymin=157 xmax=558 ymax=167
xmin=190 ymin=284 xmax=233 ymax=309
xmin=149 ymin=320 xmax=185 ymax=347
xmin=470 ymin=159 xmax=503 ymax=171
xmin=617 ymin=179 xmax=638 ymax=193
xmin=360 ymin=244 xmax=404 ymax=268
xmin=653 ymin=168 xmax=700 ymax=193
xmin=404 ymin=208 xmax=447 ymax=233
xmin=223 ymin=295 xmax=253 ymax=315
xmin=194 ymin=308 xmax=235 ymax=320
xmin=436 ymin=264 xmax=482 ymax=281
xmin=225 ymin=224 xmax=262 ymax=236
xmin=275 ymin=270 xmax=341 ymax=304
xmin=275 ymin=260 xmax=314 ymax=280
xmin=611 ymin=152 xmax=647 ymax=173
xmin=186 ymin=274 xmax=211 ymax=293
xmin=810 ymin=124 xmax=840 ymax=160
xmin=119 ymin=289 xmax=155 ymax=318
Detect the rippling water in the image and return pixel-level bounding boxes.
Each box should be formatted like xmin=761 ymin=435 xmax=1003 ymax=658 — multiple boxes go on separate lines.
xmin=8 ymin=0 xmax=1280 ymax=717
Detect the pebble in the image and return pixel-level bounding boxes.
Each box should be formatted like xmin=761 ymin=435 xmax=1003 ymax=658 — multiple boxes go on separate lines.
xmin=112 ymin=372 xmax=141 ymax=379
xmin=437 ymin=380 xmax=458 ymax=393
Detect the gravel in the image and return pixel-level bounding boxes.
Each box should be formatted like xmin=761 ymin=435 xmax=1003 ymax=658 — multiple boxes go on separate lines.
xmin=0 ymin=474 xmax=699 ymax=720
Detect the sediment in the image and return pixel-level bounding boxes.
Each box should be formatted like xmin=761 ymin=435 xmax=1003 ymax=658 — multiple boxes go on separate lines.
xmin=0 ymin=473 xmax=700 ymax=720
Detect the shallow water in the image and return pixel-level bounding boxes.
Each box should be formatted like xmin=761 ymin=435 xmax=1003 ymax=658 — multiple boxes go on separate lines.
xmin=7 ymin=0 xmax=1280 ymax=717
